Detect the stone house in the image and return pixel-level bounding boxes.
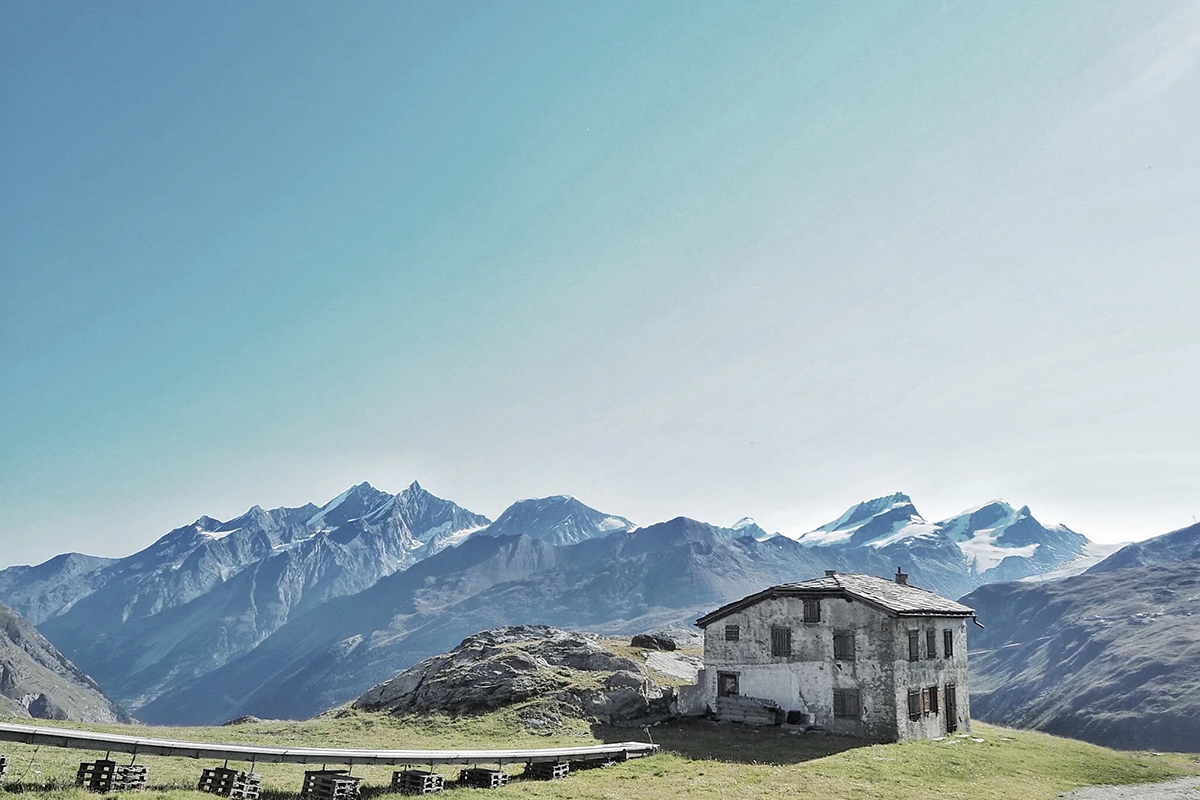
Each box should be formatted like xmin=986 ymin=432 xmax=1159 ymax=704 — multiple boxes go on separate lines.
xmin=691 ymin=570 xmax=976 ymax=741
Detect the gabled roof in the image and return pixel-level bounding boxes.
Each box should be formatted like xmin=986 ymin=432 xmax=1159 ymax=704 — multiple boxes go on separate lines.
xmin=695 ymin=572 xmax=975 ymax=628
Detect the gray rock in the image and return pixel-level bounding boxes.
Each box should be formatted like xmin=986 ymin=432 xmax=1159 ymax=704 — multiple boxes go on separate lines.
xmin=606 ymin=671 xmax=649 ymax=692
xmin=631 ymin=633 xmax=676 ymax=651
xmin=354 ymin=625 xmax=667 ymax=725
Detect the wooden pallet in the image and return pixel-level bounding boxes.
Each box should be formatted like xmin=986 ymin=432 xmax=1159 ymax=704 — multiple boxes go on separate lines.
xmin=457 ymin=768 xmax=509 ymax=789
xmin=301 ymin=769 xmax=362 ymax=800
xmin=523 ymin=761 xmax=569 ymax=780
xmin=75 ymin=760 xmax=148 ymax=792
xmin=199 ymin=766 xmax=263 ymax=799
xmin=392 ymin=769 xmax=445 ymax=795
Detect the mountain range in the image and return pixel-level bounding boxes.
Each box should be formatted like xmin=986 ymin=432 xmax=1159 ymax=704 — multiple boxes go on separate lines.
xmin=0 ymin=481 xmax=1111 ymax=725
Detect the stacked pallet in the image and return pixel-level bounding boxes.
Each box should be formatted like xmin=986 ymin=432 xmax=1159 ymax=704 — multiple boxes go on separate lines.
xmin=300 ymin=769 xmax=362 ymax=800
xmin=392 ymin=769 xmax=445 ymax=795
xmin=198 ymin=766 xmax=263 ymax=799
xmin=524 ymin=761 xmax=569 ymax=780
xmin=457 ymin=768 xmax=509 ymax=789
xmin=75 ymin=759 xmax=148 ymax=792
xmin=714 ymin=695 xmax=780 ymax=726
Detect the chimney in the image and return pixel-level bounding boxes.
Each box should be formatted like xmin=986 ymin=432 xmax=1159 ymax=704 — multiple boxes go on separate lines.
xmin=895 ymin=567 xmax=908 ymax=585
xmin=825 ymin=569 xmax=837 ymax=577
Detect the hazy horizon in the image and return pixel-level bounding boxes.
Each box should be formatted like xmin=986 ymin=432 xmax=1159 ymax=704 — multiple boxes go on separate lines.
xmin=3 ymin=2 xmax=1198 ymax=567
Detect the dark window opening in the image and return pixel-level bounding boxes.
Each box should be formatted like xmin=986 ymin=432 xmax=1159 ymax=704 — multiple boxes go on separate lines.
xmin=908 ymin=630 xmax=920 ymax=662
xmin=725 ymin=624 xmax=740 ymax=642
xmin=718 ymin=671 xmax=740 ymax=697
xmin=771 ymin=625 xmax=792 ymax=657
xmin=907 ymin=689 xmax=922 ymax=720
xmin=928 ymin=685 xmax=940 ymax=715
xmin=833 ymin=630 xmax=855 ymax=661
xmin=926 ymin=629 xmax=937 ymax=660
xmin=943 ymin=628 xmax=954 ymax=658
xmin=833 ymin=688 xmax=861 ymax=719
xmin=803 ymin=599 xmax=821 ymax=623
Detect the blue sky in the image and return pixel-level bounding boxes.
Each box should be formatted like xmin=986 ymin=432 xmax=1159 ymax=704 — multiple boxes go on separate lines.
xmin=2 ymin=2 xmax=1198 ymax=567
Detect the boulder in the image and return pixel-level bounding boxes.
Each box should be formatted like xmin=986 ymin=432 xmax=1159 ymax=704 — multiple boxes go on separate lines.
xmin=631 ymin=633 xmax=676 ymax=651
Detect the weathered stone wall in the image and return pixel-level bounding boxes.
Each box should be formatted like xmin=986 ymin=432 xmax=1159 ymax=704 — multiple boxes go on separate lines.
xmin=890 ymin=617 xmax=971 ymax=739
xmin=702 ymin=595 xmax=897 ymax=740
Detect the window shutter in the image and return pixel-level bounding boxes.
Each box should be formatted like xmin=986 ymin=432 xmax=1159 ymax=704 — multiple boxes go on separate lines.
xmin=771 ymin=625 xmax=792 ymax=657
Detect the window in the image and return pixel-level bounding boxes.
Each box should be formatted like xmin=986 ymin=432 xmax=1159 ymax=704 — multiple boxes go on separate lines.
xmin=922 ymin=688 xmax=932 ymax=714
xmin=907 ymin=689 xmax=922 ymax=720
xmin=724 ymin=624 xmax=740 ymax=642
xmin=833 ymin=630 xmax=855 ymax=661
xmin=803 ymin=598 xmax=821 ymax=623
xmin=833 ymin=688 xmax=861 ymax=719
xmin=943 ymin=629 xmax=954 ymax=658
xmin=928 ymin=685 xmax=940 ymax=715
xmin=926 ymin=629 xmax=937 ymax=660
xmin=908 ymin=630 xmax=920 ymax=662
xmin=771 ymin=625 xmax=792 ymax=657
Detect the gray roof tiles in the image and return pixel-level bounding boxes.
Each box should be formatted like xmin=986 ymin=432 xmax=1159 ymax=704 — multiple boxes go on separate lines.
xmin=695 ymin=572 xmax=974 ymax=627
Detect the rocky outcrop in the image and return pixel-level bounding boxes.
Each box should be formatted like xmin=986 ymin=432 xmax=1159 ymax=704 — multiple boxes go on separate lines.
xmin=352 ymin=626 xmax=677 ymax=726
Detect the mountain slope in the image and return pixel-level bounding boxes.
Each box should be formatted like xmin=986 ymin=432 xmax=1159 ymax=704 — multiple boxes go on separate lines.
xmin=963 ymin=547 xmax=1200 ymax=751
xmin=1086 ymin=522 xmax=1200 ymax=573
xmin=0 ymin=602 xmax=130 ymax=723
xmin=0 ymin=552 xmax=117 ymax=626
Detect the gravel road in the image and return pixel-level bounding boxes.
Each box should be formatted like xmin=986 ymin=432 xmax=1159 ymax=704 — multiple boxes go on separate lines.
xmin=1060 ymin=777 xmax=1200 ymax=799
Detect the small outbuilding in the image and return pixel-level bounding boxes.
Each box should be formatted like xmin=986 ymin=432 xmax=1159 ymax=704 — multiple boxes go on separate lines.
xmin=690 ymin=569 xmax=976 ymax=741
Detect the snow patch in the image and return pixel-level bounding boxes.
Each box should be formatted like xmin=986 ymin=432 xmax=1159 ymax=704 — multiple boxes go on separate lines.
xmin=958 ymin=527 xmax=1040 ymax=571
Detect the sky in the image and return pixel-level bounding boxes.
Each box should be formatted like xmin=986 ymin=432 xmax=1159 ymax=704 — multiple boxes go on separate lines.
xmin=2 ymin=2 xmax=1199 ymax=568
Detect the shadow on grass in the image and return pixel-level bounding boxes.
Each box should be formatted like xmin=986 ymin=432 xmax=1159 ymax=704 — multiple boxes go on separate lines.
xmin=592 ymin=718 xmax=871 ymax=766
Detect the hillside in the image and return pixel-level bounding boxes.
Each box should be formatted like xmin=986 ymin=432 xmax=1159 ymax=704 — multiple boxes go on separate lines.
xmin=963 ymin=554 xmax=1200 ymax=751
xmin=0 ymin=711 xmax=1195 ymax=800
xmin=0 ymin=603 xmax=129 ymax=724
xmin=1086 ymin=522 xmax=1200 ymax=573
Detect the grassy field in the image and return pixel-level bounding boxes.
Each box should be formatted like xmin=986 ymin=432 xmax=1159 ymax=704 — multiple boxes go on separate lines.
xmin=1 ymin=709 xmax=1197 ymax=800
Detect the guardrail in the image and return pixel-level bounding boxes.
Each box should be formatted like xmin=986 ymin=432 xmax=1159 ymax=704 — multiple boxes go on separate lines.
xmin=0 ymin=722 xmax=658 ymax=767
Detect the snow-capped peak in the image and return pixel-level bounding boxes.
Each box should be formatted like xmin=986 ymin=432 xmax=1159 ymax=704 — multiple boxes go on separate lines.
xmin=732 ymin=517 xmax=757 ymax=530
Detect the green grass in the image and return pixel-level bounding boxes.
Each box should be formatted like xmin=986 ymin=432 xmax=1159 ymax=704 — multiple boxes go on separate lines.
xmin=1 ymin=713 xmax=1196 ymax=800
